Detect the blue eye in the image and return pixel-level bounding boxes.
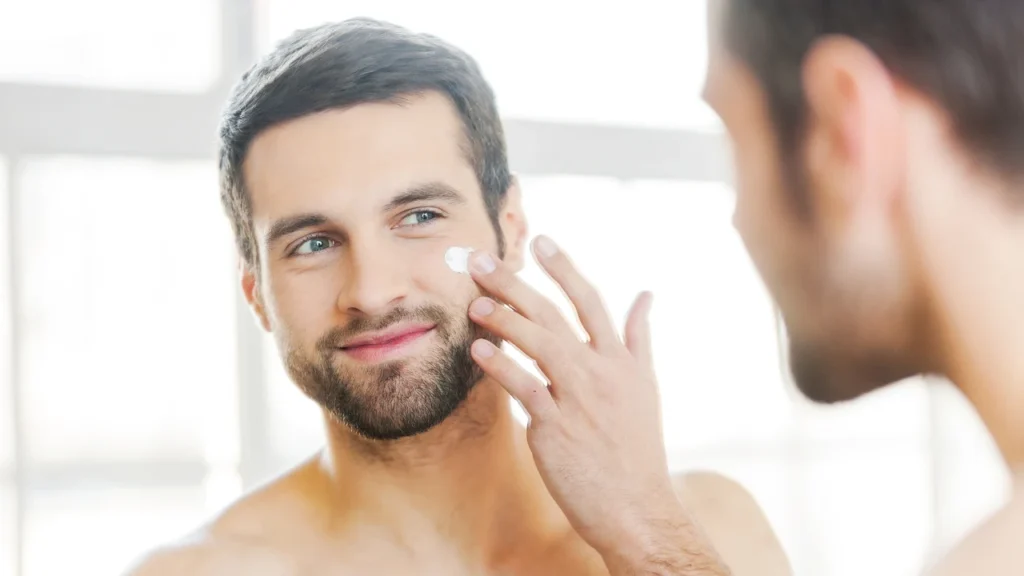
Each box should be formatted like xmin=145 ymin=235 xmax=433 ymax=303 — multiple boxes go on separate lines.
xmin=398 ymin=210 xmax=441 ymax=227
xmin=293 ymin=236 xmax=336 ymax=255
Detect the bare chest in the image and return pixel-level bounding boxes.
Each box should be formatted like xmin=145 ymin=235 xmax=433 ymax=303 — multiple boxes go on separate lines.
xmin=275 ymin=533 xmax=609 ymax=576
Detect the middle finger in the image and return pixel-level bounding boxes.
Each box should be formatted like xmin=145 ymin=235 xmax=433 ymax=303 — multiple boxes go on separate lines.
xmin=469 ymin=251 xmax=578 ymax=342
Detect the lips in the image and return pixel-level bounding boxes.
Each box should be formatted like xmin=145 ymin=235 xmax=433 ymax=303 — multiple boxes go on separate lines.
xmin=339 ymin=323 xmax=436 ymax=362
xmin=341 ymin=323 xmax=436 ymax=349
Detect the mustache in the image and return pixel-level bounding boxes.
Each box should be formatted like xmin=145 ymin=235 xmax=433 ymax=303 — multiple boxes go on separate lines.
xmin=316 ymin=305 xmax=452 ymax=351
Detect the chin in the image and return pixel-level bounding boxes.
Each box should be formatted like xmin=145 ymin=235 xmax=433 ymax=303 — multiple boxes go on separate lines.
xmin=791 ymin=370 xmax=872 ymax=404
xmin=787 ymin=339 xmax=916 ymax=405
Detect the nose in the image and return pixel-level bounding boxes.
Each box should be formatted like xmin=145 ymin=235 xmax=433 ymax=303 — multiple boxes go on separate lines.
xmin=337 ymin=238 xmax=408 ymax=317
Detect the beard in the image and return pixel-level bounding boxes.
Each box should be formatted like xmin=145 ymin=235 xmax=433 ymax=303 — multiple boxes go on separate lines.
xmin=787 ymin=335 xmax=922 ymax=404
xmin=284 ymin=302 xmax=501 ymax=441
xmin=772 ymin=151 xmax=926 ymax=405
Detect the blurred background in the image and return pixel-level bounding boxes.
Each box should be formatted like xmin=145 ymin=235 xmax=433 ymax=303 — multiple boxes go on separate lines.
xmin=0 ymin=1 xmax=1013 ymax=575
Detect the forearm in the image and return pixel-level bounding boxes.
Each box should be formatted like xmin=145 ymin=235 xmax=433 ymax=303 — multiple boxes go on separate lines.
xmin=599 ymin=510 xmax=733 ymax=576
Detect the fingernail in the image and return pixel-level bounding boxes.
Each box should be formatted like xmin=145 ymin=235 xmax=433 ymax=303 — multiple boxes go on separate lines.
xmin=534 ymin=236 xmax=558 ymax=258
xmin=471 ymin=251 xmax=496 ymax=274
xmin=470 ymin=298 xmax=496 ymax=316
xmin=472 ymin=339 xmax=495 ymax=358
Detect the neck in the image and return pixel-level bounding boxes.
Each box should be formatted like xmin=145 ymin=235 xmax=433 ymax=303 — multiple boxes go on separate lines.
xmin=317 ymin=379 xmax=569 ymax=560
xmin=934 ymin=261 xmax=1024 ymax=474
xmin=913 ymin=179 xmax=1024 ymax=474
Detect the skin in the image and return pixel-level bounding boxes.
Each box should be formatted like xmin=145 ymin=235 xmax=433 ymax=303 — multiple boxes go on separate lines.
xmin=125 ymin=92 xmax=790 ymax=575
xmin=466 ymin=1 xmax=1024 ymax=574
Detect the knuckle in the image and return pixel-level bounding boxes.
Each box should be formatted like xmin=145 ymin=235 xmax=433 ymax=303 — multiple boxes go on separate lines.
xmin=578 ymin=284 xmax=602 ymax=311
xmin=487 ymin=305 xmax=521 ymax=336
xmin=534 ymin=329 xmax=560 ymax=354
xmin=536 ymin=303 xmax=567 ymax=329
xmin=554 ymin=340 xmax=581 ymax=367
xmin=490 ymin=352 xmax=514 ymax=375
xmin=492 ymin=267 xmax=518 ymax=293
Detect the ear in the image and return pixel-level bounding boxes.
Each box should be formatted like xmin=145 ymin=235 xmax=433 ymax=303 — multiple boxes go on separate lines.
xmin=802 ymin=36 xmax=905 ymax=228
xmin=497 ymin=177 xmax=529 ymax=272
xmin=240 ymin=258 xmax=272 ymax=332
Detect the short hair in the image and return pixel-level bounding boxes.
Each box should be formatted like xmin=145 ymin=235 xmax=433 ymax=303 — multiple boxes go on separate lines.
xmin=725 ymin=0 xmax=1024 ymax=191
xmin=218 ymin=18 xmax=510 ymax=267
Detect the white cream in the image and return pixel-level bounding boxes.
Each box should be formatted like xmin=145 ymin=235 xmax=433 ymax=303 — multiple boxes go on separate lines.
xmin=445 ymin=246 xmax=474 ymax=274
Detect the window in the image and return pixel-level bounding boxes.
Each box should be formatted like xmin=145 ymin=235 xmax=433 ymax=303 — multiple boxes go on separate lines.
xmin=517 ymin=177 xmax=792 ymax=449
xmin=0 ymin=157 xmax=12 ymax=576
xmin=12 ymin=157 xmax=240 ymax=574
xmin=795 ymin=382 xmax=931 ymax=445
xmin=15 ymin=157 xmax=237 ymax=465
xmin=262 ymin=0 xmax=720 ymax=131
xmin=0 ymin=0 xmax=219 ymax=92
xmin=0 ymin=487 xmax=13 ymax=576
xmin=23 ymin=487 xmax=207 ymax=576
xmin=264 ymin=334 xmax=324 ymax=467
xmin=800 ymin=451 xmax=932 ymax=576
xmin=0 ymin=156 xmax=11 ymax=471
xmin=927 ymin=382 xmax=1011 ymax=552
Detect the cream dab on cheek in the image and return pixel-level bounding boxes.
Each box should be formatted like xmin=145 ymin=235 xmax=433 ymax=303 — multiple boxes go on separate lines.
xmin=445 ymin=246 xmax=475 ymax=274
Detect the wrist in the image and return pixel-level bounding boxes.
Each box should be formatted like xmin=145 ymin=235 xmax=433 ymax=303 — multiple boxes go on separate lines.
xmin=598 ymin=502 xmax=731 ymax=576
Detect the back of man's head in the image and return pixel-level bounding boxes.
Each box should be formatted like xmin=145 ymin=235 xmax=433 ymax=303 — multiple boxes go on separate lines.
xmin=704 ymin=0 xmax=1024 ymax=404
xmin=725 ymin=0 xmax=1024 ymax=189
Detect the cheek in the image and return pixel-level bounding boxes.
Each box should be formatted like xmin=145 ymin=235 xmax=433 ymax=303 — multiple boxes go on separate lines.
xmin=402 ymin=220 xmax=499 ymax=297
xmin=262 ymin=266 xmax=341 ymax=334
xmin=732 ymin=137 xmax=787 ymax=280
xmin=735 ymin=185 xmax=787 ymax=301
xmin=409 ymin=241 xmax=482 ymax=304
xmin=731 ymin=134 xmax=821 ymax=330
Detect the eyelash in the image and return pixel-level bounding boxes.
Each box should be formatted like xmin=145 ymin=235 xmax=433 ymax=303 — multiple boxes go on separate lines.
xmin=286 ymin=210 xmax=445 ymax=257
xmin=288 ymin=234 xmax=337 ymax=257
xmin=396 ymin=208 xmax=445 ymax=228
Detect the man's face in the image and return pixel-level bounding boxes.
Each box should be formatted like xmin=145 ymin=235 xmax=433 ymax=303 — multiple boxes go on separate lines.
xmin=241 ymin=92 xmax=524 ymax=440
xmin=704 ymin=0 xmax=928 ymax=403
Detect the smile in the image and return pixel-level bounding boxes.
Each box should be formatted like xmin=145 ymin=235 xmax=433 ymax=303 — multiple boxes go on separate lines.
xmin=339 ymin=324 xmax=437 ymax=363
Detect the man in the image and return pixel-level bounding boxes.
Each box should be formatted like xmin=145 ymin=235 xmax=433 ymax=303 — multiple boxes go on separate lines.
xmin=467 ymin=0 xmax=1024 ymax=574
xmin=128 ymin=18 xmax=789 ymax=576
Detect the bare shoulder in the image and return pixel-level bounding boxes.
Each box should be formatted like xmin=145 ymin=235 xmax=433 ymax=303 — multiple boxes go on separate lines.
xmin=126 ymin=459 xmax=325 ymax=576
xmin=929 ymin=490 xmax=1024 ymax=576
xmin=672 ymin=470 xmax=792 ymax=576
xmin=123 ymin=533 xmax=303 ymax=576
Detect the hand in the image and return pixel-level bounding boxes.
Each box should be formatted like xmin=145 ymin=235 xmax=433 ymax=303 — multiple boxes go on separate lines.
xmin=466 ymin=236 xmax=729 ymax=575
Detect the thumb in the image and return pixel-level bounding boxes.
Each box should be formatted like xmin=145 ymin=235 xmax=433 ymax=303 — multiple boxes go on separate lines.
xmin=624 ymin=291 xmax=654 ymax=366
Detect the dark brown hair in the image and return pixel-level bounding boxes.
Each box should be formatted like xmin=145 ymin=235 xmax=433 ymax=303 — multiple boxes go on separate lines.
xmin=725 ymin=0 xmax=1024 ymax=187
xmin=218 ymin=18 xmax=510 ymax=266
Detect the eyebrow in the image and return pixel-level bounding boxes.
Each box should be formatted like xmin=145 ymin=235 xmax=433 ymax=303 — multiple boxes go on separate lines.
xmin=383 ymin=182 xmax=467 ymax=212
xmin=265 ymin=213 xmax=329 ymax=247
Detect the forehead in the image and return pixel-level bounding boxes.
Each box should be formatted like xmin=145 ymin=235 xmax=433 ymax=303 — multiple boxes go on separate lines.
xmin=702 ymin=0 xmax=730 ymax=104
xmin=703 ymin=0 xmax=762 ymax=121
xmin=242 ymin=91 xmax=480 ymax=216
